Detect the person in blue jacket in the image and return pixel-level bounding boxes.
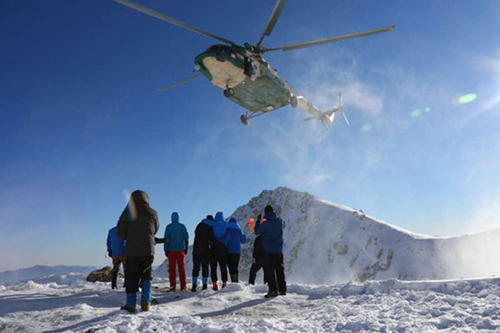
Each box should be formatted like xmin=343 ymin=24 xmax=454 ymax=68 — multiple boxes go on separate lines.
xmin=156 ymin=212 xmax=189 ymax=291
xmin=210 ymin=211 xmax=229 ymax=290
xmin=255 ymin=205 xmax=286 ymax=298
xmin=107 ymin=226 xmax=126 ymax=289
xmin=224 ymin=217 xmax=246 ymax=283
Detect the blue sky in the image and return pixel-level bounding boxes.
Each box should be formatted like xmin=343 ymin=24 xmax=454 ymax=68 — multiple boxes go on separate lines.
xmin=1 ymin=0 xmax=499 ymax=271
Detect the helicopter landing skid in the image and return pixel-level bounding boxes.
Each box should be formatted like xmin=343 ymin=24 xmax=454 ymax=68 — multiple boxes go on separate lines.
xmin=240 ymin=110 xmax=268 ymax=126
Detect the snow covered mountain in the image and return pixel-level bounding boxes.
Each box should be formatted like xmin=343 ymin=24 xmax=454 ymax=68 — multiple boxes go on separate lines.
xmin=0 ymin=265 xmax=95 ymax=286
xmin=158 ymin=187 xmax=500 ymax=283
xmin=231 ymin=187 xmax=500 ymax=283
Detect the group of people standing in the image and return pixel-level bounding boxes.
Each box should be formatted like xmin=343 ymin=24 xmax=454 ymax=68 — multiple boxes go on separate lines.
xmin=191 ymin=212 xmax=247 ymax=292
xmin=106 ymin=190 xmax=286 ymax=313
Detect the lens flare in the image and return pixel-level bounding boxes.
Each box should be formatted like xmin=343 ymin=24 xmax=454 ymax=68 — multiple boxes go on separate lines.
xmin=458 ymin=93 xmax=477 ymax=104
xmin=361 ymin=124 xmax=372 ymax=132
xmin=122 ymin=190 xmax=137 ymax=220
xmin=128 ymin=199 xmax=138 ymax=220
xmin=411 ymin=109 xmax=421 ymax=117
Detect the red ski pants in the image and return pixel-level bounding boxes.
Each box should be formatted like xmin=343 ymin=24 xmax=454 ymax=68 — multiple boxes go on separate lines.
xmin=167 ymin=251 xmax=186 ymax=289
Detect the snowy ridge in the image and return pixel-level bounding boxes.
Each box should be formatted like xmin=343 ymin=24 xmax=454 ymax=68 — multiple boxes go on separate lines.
xmin=227 ymin=187 xmax=500 ymax=283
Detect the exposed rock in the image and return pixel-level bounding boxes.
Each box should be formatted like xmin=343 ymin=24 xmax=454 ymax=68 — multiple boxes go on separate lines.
xmin=86 ymin=266 xmax=122 ymax=283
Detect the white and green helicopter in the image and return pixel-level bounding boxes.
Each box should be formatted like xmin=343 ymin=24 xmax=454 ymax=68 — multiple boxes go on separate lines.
xmin=114 ymin=0 xmax=394 ymax=127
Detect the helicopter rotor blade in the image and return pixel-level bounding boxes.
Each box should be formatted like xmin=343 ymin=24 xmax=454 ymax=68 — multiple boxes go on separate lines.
xmin=156 ymin=73 xmax=203 ymax=93
xmin=261 ymin=25 xmax=395 ymax=52
xmin=113 ymin=0 xmax=236 ymax=45
xmin=256 ymin=0 xmax=287 ymax=47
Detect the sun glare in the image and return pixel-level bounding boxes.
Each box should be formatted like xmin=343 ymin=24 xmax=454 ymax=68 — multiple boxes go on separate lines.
xmin=458 ymin=93 xmax=477 ymax=104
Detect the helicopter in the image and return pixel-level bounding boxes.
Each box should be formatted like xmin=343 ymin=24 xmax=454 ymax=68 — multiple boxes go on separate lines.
xmin=113 ymin=0 xmax=395 ymax=127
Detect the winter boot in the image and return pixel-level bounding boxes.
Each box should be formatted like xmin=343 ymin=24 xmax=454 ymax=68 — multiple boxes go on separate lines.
xmin=191 ymin=276 xmax=198 ymax=292
xmin=230 ymin=273 xmax=238 ymax=283
xmin=121 ymin=292 xmax=137 ymax=313
xmin=167 ymin=286 xmax=176 ymax=292
xmin=222 ymin=281 xmax=227 ymax=288
xmin=212 ymin=281 xmax=218 ymax=291
xmin=121 ymin=305 xmax=136 ymax=313
xmin=265 ymin=290 xmax=278 ymax=298
xmin=202 ymin=277 xmax=208 ymax=290
xmin=141 ymin=302 xmax=150 ymax=311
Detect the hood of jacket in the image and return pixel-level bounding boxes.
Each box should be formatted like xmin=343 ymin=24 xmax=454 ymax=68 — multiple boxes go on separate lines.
xmin=171 ymin=212 xmax=179 ymax=223
xmin=264 ymin=211 xmax=277 ymax=220
xmin=214 ymin=212 xmax=224 ymax=223
xmin=131 ymin=190 xmax=149 ymax=204
xmin=227 ymin=217 xmax=241 ymax=230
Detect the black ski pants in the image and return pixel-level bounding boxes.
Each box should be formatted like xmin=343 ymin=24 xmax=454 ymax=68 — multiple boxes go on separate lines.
xmin=263 ymin=253 xmax=286 ymax=293
xmin=192 ymin=251 xmax=210 ymax=278
xmin=249 ymin=257 xmax=266 ymax=285
xmin=210 ymin=242 xmax=228 ymax=282
xmin=227 ymin=253 xmax=240 ymax=282
xmin=125 ymin=256 xmax=154 ymax=293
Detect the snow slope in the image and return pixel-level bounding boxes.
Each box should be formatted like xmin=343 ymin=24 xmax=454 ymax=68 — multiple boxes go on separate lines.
xmin=156 ymin=187 xmax=500 ymax=283
xmin=1 ymin=274 xmax=499 ymax=332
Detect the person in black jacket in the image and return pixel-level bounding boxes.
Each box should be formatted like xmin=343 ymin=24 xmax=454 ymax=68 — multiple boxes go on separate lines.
xmin=248 ymin=236 xmax=266 ymax=285
xmin=117 ymin=190 xmax=159 ymax=313
xmin=191 ymin=215 xmax=215 ymax=291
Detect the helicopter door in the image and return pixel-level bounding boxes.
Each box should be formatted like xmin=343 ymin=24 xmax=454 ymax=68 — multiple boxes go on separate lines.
xmin=244 ymin=57 xmax=253 ymax=77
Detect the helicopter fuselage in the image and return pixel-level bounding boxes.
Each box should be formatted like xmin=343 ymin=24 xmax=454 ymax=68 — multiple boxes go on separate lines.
xmin=194 ymin=44 xmax=292 ymax=113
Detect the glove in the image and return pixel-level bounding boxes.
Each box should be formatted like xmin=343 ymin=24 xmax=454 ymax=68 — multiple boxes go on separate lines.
xmin=108 ymin=251 xmax=112 ymax=257
xmin=184 ymin=249 xmax=188 ymax=255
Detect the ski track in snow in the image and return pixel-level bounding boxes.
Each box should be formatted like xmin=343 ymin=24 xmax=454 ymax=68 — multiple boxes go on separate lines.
xmin=1 ymin=276 xmax=500 ymax=332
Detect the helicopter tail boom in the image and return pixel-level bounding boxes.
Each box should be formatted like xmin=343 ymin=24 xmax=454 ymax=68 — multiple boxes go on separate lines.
xmin=299 ymin=91 xmax=347 ymax=127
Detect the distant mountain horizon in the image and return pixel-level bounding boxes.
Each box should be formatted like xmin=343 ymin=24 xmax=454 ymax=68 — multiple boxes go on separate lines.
xmin=0 ymin=264 xmax=96 ymax=285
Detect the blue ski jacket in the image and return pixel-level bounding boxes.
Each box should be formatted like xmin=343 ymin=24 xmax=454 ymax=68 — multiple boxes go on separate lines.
xmin=212 ymin=212 xmax=228 ymax=243
xmin=255 ymin=211 xmax=283 ymax=254
xmin=107 ymin=226 xmax=125 ymax=256
xmin=224 ymin=218 xmax=246 ymax=254
xmin=163 ymin=212 xmax=189 ymax=253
